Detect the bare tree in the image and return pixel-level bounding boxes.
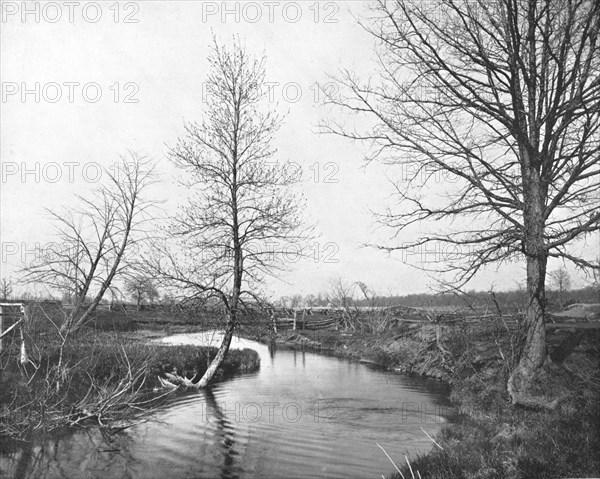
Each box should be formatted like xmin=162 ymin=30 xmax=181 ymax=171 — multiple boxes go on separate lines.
xmin=149 ymin=38 xmax=306 ymax=388
xmin=324 ymin=0 xmax=599 ymax=406
xmin=328 ymin=277 xmax=358 ymax=330
xmin=0 ymin=278 xmax=13 ymax=300
xmin=304 ymin=293 xmax=317 ymax=307
xmin=290 ymin=294 xmax=303 ymax=309
xmin=125 ymin=275 xmax=159 ymax=310
xmin=276 ymin=296 xmax=290 ymax=308
xmin=549 ymin=267 xmax=572 ymax=308
xmin=22 ymin=153 xmax=155 ymax=336
xmin=356 ymin=281 xmax=373 ymax=303
xmin=592 ymin=258 xmax=600 ymax=288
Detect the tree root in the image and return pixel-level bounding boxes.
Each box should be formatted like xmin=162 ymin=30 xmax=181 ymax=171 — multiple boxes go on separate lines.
xmin=507 ymin=362 xmax=570 ymax=410
xmin=162 ymin=372 xmax=200 ymax=388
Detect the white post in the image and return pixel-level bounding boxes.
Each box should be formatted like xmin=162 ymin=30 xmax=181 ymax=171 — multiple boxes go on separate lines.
xmin=0 ymin=305 xmax=3 ymax=352
xmin=293 ymin=310 xmax=297 ymax=331
xmin=271 ymin=311 xmax=278 ymax=334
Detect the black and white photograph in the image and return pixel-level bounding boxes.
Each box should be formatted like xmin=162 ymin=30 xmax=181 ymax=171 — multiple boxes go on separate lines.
xmin=1 ymin=1 xmax=599 ymax=478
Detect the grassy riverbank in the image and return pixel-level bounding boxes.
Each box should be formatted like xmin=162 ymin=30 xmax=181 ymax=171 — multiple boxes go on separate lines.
xmin=0 ymin=329 xmax=260 ymax=441
xmin=268 ymin=319 xmax=600 ymax=479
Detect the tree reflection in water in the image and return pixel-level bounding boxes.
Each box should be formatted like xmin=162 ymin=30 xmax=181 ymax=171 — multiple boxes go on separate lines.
xmin=204 ymin=387 xmax=239 ymax=479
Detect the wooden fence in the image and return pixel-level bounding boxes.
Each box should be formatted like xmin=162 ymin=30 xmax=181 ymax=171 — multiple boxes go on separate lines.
xmin=275 ymin=313 xmax=342 ymax=331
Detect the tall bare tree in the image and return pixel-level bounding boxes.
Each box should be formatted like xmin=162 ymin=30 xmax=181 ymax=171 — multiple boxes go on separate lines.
xmin=150 ymin=38 xmax=306 ymax=388
xmin=324 ymin=0 xmax=599 ymax=404
xmin=23 ymin=153 xmax=155 ymax=336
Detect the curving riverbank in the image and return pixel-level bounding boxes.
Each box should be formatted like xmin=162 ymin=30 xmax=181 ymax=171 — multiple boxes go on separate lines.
xmin=256 ymin=320 xmax=600 ymax=478
xmin=0 ymin=330 xmax=260 ymax=442
xmin=1 ymin=331 xmax=451 ymax=479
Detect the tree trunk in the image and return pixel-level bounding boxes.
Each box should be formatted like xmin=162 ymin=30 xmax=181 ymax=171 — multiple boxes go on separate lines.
xmin=521 ymin=252 xmax=547 ymax=369
xmin=195 ymin=319 xmax=235 ymax=388
xmin=508 ymin=162 xmax=549 ymax=405
xmin=196 ymin=162 xmax=243 ymax=389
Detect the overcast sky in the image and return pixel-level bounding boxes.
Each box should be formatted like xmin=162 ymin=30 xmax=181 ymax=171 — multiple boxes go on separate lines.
xmin=1 ymin=1 xmax=597 ymax=299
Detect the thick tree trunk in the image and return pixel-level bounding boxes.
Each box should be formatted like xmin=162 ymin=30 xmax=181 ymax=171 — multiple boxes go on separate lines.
xmin=522 ymin=253 xmax=547 ymax=370
xmin=508 ymin=161 xmax=550 ymax=406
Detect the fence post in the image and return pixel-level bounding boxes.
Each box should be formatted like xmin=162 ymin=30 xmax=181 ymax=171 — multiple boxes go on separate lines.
xmin=0 ymin=305 xmax=3 ymax=352
xmin=271 ymin=310 xmax=278 ymax=334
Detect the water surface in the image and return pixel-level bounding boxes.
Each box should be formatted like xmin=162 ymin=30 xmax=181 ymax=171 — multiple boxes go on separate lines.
xmin=1 ymin=332 xmax=451 ymax=478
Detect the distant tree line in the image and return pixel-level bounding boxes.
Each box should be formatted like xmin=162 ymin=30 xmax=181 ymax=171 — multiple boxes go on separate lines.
xmin=276 ymin=284 xmax=598 ymax=311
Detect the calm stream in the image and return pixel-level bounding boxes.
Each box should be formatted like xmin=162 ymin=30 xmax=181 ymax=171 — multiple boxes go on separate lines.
xmin=1 ymin=332 xmax=451 ymax=479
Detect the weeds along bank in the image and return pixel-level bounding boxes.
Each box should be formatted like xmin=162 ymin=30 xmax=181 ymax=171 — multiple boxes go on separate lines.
xmin=272 ymin=317 xmax=600 ymax=479
xmin=0 ymin=317 xmax=260 ymax=442
xmin=394 ymin=325 xmax=599 ymax=479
